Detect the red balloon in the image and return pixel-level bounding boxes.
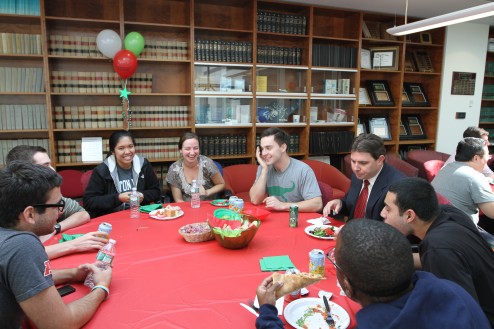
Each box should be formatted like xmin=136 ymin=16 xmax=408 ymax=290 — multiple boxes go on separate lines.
xmin=113 ymin=50 xmax=137 ymax=79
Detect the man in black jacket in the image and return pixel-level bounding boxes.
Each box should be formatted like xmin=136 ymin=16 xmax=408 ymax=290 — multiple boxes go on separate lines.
xmin=381 ymin=177 xmax=494 ymax=327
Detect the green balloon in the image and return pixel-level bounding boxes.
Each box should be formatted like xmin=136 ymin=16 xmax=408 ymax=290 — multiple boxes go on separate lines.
xmin=124 ymin=32 xmax=145 ymax=57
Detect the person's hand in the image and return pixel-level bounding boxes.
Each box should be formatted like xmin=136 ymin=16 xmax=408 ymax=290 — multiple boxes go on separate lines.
xmin=263 ymin=196 xmax=284 ymax=210
xmin=323 ymin=199 xmax=342 ymax=217
xmin=67 ymin=232 xmax=109 ymax=252
xmin=199 ymin=185 xmax=208 ymax=197
xmin=118 ymin=192 xmax=131 ymax=203
xmin=256 ymin=275 xmax=283 ymax=306
xmin=84 ymin=263 xmax=113 ymax=288
xmin=255 ymin=146 xmax=267 ymax=169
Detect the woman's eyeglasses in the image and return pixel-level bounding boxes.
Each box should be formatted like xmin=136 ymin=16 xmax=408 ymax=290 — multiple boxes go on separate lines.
xmin=32 ymin=199 xmax=65 ymax=212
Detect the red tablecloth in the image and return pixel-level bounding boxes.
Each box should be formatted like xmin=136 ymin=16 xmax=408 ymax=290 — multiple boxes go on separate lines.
xmin=47 ymin=202 xmax=360 ymax=328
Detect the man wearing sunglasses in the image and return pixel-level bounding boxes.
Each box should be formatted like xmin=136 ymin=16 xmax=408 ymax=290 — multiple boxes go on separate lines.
xmin=0 ymin=161 xmax=113 ymax=329
xmin=6 ymin=145 xmax=108 ymax=260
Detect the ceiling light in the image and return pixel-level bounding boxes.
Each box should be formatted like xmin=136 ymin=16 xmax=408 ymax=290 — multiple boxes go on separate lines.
xmin=387 ymin=2 xmax=494 ymax=36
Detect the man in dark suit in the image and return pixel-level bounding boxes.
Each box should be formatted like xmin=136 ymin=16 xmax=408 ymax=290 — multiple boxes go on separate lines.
xmin=323 ymin=133 xmax=405 ymax=220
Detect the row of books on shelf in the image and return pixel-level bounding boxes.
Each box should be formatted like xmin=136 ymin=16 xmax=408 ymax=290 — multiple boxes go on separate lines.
xmin=323 ymin=79 xmax=351 ymax=95
xmin=255 ymin=135 xmax=300 ymax=153
xmin=54 ymin=105 xmax=189 ymax=129
xmin=50 ymin=71 xmax=152 ymax=94
xmin=309 ymin=131 xmax=354 ymax=155
xmin=0 ymin=33 xmax=42 ymax=55
xmin=0 ymin=67 xmax=44 ymax=93
xmin=199 ymin=135 xmax=247 ymax=157
xmin=486 ymin=62 xmax=494 ymax=77
xmin=256 ymin=11 xmax=307 ymax=35
xmin=56 ymin=137 xmax=181 ymax=164
xmin=312 ymin=44 xmax=358 ymax=68
xmin=257 ymin=46 xmax=302 ymax=65
xmin=483 ymin=84 xmax=494 ymax=99
xmin=0 ymin=0 xmax=39 ymax=15
xmin=140 ymin=39 xmax=188 ymax=60
xmin=194 ymin=40 xmax=252 ymax=63
xmin=0 ymin=139 xmax=48 ymax=165
xmin=1 ymin=104 xmax=47 ymax=130
xmin=480 ymin=107 xmax=494 ymax=122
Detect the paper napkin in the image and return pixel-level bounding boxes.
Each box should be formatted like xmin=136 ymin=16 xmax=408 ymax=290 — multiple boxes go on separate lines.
xmin=139 ymin=203 xmax=162 ymax=213
xmin=259 ymin=255 xmax=295 ymax=271
xmin=306 ymin=217 xmax=331 ymax=225
xmin=58 ymin=233 xmax=84 ymax=243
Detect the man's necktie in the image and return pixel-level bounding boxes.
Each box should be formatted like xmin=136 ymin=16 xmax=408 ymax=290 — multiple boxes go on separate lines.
xmin=353 ymin=180 xmax=370 ymax=219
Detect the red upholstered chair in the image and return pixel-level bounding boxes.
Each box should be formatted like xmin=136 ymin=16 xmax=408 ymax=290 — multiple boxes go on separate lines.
xmin=436 ymin=192 xmax=451 ymax=205
xmin=318 ymin=181 xmax=334 ymax=206
xmin=406 ymin=150 xmax=450 ymax=180
xmin=301 ymin=159 xmax=350 ymax=200
xmin=81 ymin=169 xmax=94 ymax=193
xmin=222 ymin=164 xmax=258 ymax=201
xmin=424 ymin=160 xmax=445 ymax=182
xmin=58 ymin=169 xmax=84 ymax=199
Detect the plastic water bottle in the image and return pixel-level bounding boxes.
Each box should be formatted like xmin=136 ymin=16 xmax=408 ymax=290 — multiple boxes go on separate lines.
xmin=191 ymin=179 xmax=201 ymax=208
xmin=130 ymin=187 xmax=140 ymax=219
xmin=84 ymin=239 xmax=116 ymax=288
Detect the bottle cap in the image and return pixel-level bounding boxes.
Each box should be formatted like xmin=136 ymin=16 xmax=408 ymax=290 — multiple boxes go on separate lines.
xmin=109 ymin=239 xmax=116 ymax=244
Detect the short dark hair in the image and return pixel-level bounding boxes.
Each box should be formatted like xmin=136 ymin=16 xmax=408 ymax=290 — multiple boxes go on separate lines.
xmin=6 ymin=145 xmax=47 ymax=164
xmin=463 ymin=126 xmax=488 ymax=138
xmin=388 ymin=177 xmax=439 ymax=222
xmin=108 ymin=130 xmax=136 ymax=157
xmin=337 ymin=219 xmax=414 ymax=298
xmin=351 ymin=133 xmax=386 ymax=160
xmin=178 ymin=132 xmax=199 ymax=150
xmin=260 ymin=127 xmax=290 ymax=147
xmin=455 ymin=137 xmax=486 ymax=162
xmin=0 ymin=161 xmax=62 ymax=228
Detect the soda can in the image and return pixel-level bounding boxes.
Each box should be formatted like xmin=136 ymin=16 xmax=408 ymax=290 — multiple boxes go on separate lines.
xmin=233 ymin=198 xmax=244 ymax=214
xmin=289 ymin=204 xmax=298 ymax=228
xmin=309 ymin=249 xmax=326 ymax=276
xmin=97 ymin=222 xmax=112 ymax=239
xmin=285 ymin=268 xmax=301 ymax=300
xmin=228 ymin=196 xmax=238 ymax=210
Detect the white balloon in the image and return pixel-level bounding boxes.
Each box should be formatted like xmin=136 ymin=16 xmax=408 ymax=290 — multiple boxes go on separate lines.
xmin=96 ymin=29 xmax=122 ymax=59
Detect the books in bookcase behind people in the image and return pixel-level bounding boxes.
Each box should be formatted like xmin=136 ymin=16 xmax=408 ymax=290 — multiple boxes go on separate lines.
xmin=256 ymin=76 xmax=267 ymax=92
xmin=324 ymin=79 xmax=338 ymax=94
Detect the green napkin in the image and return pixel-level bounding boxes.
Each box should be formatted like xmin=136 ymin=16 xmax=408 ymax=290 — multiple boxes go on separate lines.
xmin=139 ymin=203 xmax=162 ymax=213
xmin=260 ymin=255 xmax=295 ymax=272
xmin=58 ymin=233 xmax=84 ymax=243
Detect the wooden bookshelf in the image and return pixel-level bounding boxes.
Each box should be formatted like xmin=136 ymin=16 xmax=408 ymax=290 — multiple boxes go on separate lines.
xmin=0 ymin=0 xmax=445 ymax=169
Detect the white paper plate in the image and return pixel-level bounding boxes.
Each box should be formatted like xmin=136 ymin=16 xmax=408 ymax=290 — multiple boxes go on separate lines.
xmin=254 ymin=295 xmax=284 ymax=315
xmin=284 ymin=297 xmax=350 ymax=329
xmin=149 ymin=209 xmax=184 ymax=220
xmin=304 ymin=225 xmax=336 ymax=240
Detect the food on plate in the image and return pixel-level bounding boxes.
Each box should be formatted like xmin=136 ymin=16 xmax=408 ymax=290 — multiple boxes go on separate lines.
xmin=156 ymin=205 xmax=181 ymax=217
xmin=309 ymin=225 xmax=336 ymax=238
xmin=272 ymin=272 xmax=324 ymax=298
xmin=296 ymin=304 xmax=334 ymax=329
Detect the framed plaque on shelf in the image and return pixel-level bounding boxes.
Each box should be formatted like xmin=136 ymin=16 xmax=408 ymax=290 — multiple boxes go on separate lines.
xmin=404 ymin=82 xmax=430 ymax=106
xmin=368 ymin=117 xmax=391 ymax=140
xmin=404 ymin=52 xmax=417 ymax=72
xmin=366 ymin=80 xmax=395 ymax=106
xmin=399 ymin=120 xmax=408 ymax=138
xmin=363 ymin=21 xmax=381 ymax=39
xmin=359 ymin=87 xmax=372 ymax=105
xmin=401 ymin=87 xmax=414 ymax=107
xmin=371 ymin=47 xmax=399 ymax=70
xmin=401 ymin=115 xmax=427 ymax=139
xmin=413 ymin=50 xmax=434 ymax=72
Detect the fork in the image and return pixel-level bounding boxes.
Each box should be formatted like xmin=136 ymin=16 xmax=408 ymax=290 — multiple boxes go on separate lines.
xmin=323 ymin=295 xmax=335 ymax=327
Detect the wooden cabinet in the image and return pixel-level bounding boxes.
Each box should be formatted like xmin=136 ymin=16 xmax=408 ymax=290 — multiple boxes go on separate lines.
xmin=0 ymin=0 xmax=445 ymax=169
xmin=480 ymin=29 xmax=494 ymax=143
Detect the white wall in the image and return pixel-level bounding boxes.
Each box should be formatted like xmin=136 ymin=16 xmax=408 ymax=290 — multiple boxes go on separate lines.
xmin=436 ymin=23 xmax=489 ymax=154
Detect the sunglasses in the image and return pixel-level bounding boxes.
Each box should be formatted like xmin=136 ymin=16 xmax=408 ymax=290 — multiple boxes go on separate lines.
xmin=32 ymin=198 xmax=65 ymax=212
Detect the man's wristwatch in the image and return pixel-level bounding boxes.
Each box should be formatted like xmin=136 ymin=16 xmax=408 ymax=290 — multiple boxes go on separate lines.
xmin=54 ymin=223 xmax=62 ymax=235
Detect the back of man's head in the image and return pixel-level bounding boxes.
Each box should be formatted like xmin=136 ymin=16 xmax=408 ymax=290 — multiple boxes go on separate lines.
xmin=0 ymin=161 xmax=61 ymax=229
xmin=463 ymin=126 xmax=488 ymax=139
xmin=260 ymin=127 xmax=290 ymax=147
xmin=388 ymin=177 xmax=439 ymax=222
xmin=455 ymin=137 xmax=485 ymax=162
xmin=351 ymin=133 xmax=386 ymax=160
xmin=6 ymin=145 xmax=47 ymax=165
xmin=337 ymin=219 xmax=414 ymax=298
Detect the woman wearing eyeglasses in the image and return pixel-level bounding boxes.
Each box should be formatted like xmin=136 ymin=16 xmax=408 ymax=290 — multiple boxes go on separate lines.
xmin=83 ymin=130 xmax=161 ymax=218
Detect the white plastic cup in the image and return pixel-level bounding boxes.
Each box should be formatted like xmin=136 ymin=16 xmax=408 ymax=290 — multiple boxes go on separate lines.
xmin=293 ymin=115 xmax=300 ymax=123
